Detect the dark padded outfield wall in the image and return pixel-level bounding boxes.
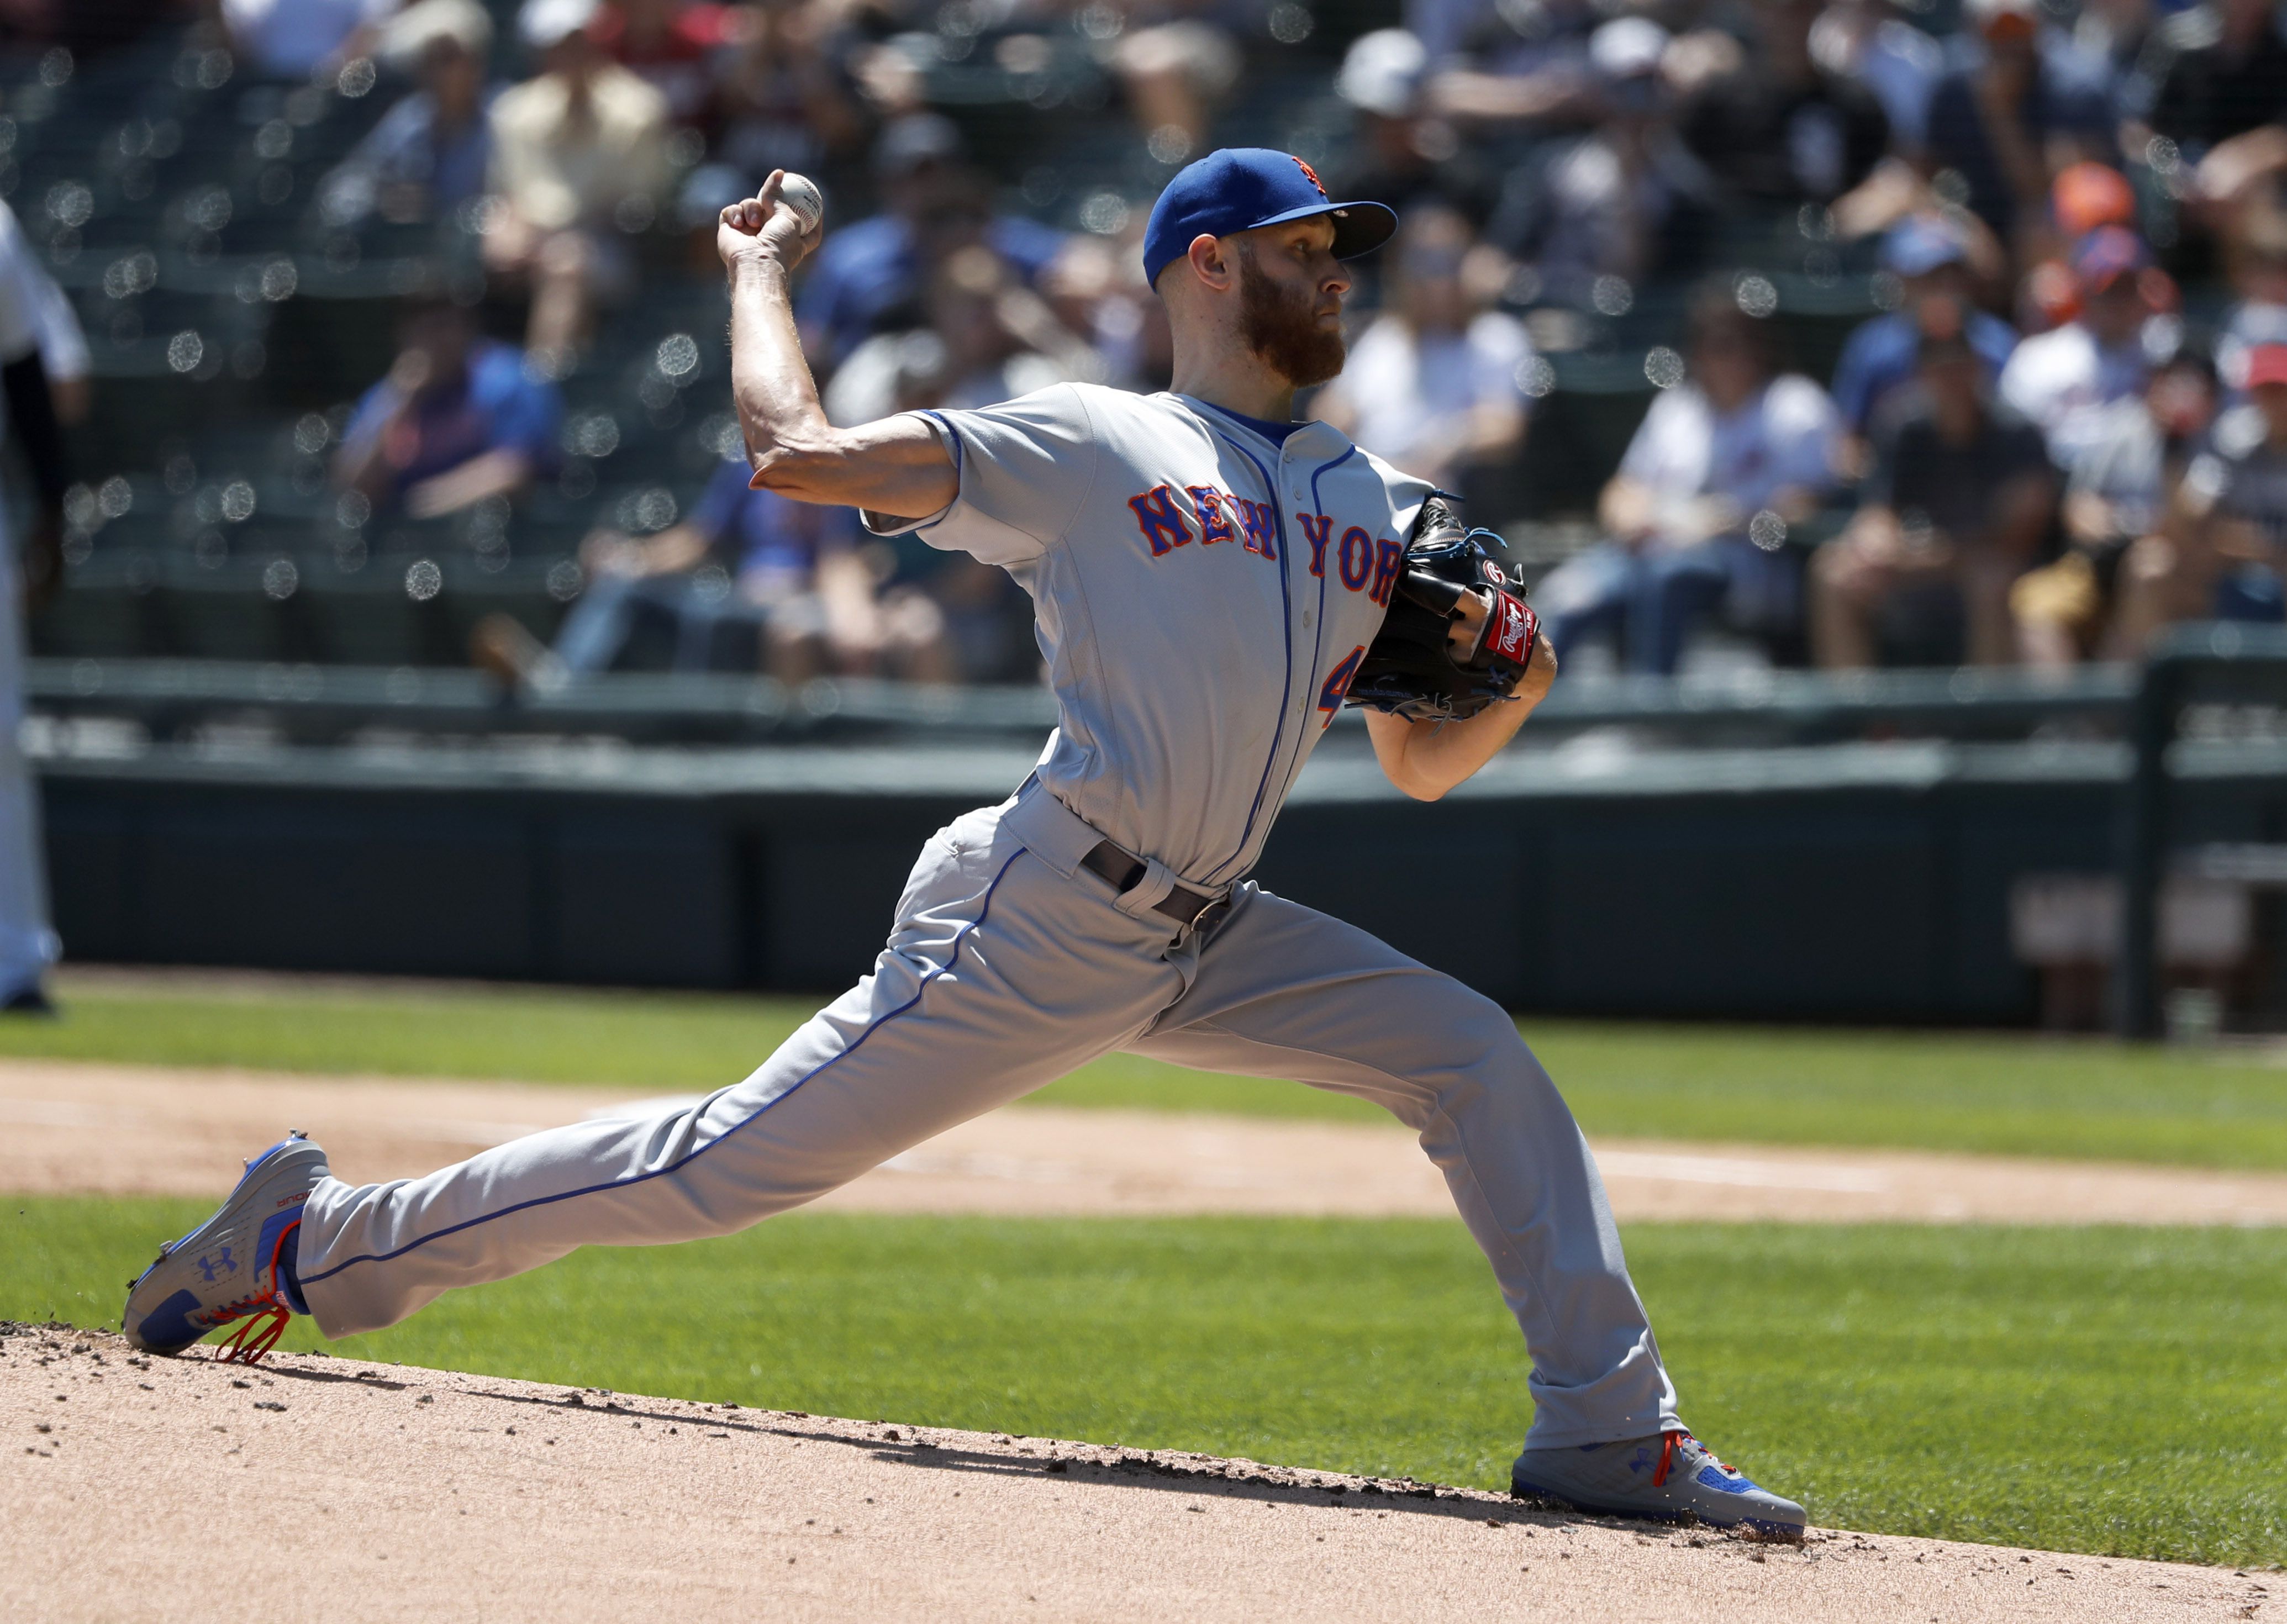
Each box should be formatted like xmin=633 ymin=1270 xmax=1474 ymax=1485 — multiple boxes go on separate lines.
xmin=52 ymin=734 xmax=2284 ymax=1024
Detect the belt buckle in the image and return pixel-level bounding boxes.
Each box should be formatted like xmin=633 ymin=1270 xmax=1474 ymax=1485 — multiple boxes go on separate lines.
xmin=1185 ymin=895 xmax=1232 ymax=938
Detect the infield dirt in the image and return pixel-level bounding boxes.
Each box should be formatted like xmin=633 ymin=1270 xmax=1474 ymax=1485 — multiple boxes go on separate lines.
xmin=7 ymin=1057 xmax=2287 ymax=1224
xmin=4 ymin=1324 xmax=2266 ymax=1623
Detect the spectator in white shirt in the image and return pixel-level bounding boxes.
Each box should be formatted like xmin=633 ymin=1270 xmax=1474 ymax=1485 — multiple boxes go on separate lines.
xmin=1314 ymin=206 xmax=1530 ymax=491
xmin=1537 ymin=282 xmax=1843 ymax=673
xmin=1999 ymin=225 xmax=2163 ymax=472
xmin=483 ymin=0 xmax=671 ymax=371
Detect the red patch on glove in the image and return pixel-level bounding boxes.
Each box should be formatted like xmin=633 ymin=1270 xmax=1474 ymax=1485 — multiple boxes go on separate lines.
xmin=1484 ymin=591 xmax=1537 ymax=668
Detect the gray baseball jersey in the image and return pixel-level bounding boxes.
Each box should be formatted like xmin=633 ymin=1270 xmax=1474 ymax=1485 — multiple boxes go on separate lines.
xmin=875 ymin=384 xmax=1434 ymax=888
xmin=296 ymin=381 xmax=1682 ymax=1452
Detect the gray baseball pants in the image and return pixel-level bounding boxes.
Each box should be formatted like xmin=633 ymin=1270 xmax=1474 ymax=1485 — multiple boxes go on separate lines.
xmin=297 ymin=779 xmax=1680 ymax=1447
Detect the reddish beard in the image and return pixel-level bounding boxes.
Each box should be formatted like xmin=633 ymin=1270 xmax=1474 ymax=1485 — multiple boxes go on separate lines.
xmin=1236 ymin=242 xmax=1347 ymax=388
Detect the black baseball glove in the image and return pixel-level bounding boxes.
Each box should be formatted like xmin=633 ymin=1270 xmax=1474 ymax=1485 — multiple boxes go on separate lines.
xmin=1343 ymin=497 xmax=1540 ymax=723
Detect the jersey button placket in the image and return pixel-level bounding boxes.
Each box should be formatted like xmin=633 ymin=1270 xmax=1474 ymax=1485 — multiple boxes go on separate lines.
xmin=1288 ymin=449 xmax=1316 ymax=720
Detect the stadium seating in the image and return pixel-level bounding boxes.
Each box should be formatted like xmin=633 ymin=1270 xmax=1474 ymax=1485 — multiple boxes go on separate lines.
xmin=4 ymin=15 xmax=1964 ymax=673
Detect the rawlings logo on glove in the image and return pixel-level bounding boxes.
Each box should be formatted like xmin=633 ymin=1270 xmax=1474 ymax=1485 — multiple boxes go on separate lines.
xmin=1478 ymin=590 xmax=1538 ymax=671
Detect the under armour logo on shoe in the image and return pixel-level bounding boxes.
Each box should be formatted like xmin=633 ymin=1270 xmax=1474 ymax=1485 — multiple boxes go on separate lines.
xmin=197 ymin=1246 xmax=238 ymax=1283
xmin=1626 ymin=1446 xmax=1657 ymax=1477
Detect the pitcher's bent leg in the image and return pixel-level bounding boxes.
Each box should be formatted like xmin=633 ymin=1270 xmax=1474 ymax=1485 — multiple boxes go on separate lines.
xmin=298 ymin=829 xmax=1185 ymax=1336
xmin=1130 ymin=885 xmax=1677 ymax=1448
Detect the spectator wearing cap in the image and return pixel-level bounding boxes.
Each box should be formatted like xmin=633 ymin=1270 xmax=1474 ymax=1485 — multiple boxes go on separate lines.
xmin=485 ymin=0 xmax=673 ymax=371
xmin=1488 ymin=17 xmax=1709 ymax=308
xmin=2053 ymin=160 xmax=2136 ymax=239
xmin=2109 ymin=342 xmax=2287 ymax=644
xmin=2000 ymin=225 xmax=2163 ymax=471
xmin=2006 ymin=161 xmax=2139 ymax=334
xmin=321 ymin=0 xmax=498 ymax=230
xmin=1324 ymin=30 xmax=1496 ymax=231
xmin=1536 ymin=282 xmax=1843 ymax=674
xmin=1813 ymin=314 xmax=2056 ymax=667
xmin=2015 ymin=342 xmax=2217 ymax=663
xmin=333 ymin=298 xmax=562 ymax=518
xmin=1315 ymin=206 xmax=1531 ymax=498
xmin=1677 ymin=0 xmax=1891 ymax=214
xmin=1828 ymin=215 xmax=2019 ymax=463
xmin=794 ymin=114 xmax=1067 ymax=368
xmin=1922 ymin=0 xmax=2115 ymax=250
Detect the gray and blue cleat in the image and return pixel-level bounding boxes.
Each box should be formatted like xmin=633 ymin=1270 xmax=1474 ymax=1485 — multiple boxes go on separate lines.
xmin=1511 ymin=1430 xmax=1807 ymax=1539
xmin=122 ymin=1132 xmax=329 ymax=1364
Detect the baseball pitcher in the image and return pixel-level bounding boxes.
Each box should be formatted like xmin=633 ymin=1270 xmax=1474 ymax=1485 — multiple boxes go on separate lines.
xmin=124 ymin=149 xmax=1805 ymax=1536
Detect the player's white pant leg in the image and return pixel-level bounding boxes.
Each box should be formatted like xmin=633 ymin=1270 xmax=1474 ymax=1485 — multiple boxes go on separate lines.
xmin=1127 ymin=883 xmax=1678 ymax=1449
xmin=0 ymin=523 xmax=58 ymax=995
xmin=296 ymin=801 xmax=1188 ymax=1336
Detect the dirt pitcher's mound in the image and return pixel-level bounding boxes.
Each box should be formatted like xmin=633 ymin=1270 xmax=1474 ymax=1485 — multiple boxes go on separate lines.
xmin=3 ymin=1326 xmax=2262 ymax=1623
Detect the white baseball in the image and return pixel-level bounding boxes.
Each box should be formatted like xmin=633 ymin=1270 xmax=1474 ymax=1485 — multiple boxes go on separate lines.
xmin=777 ymin=173 xmax=824 ymax=233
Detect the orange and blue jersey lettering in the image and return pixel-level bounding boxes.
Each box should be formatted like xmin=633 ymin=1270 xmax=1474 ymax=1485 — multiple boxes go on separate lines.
xmin=1337 ymin=526 xmax=1373 ymax=591
xmin=1319 ymin=645 xmax=1366 ymax=724
xmin=1130 ymin=484 xmax=1192 ymax=557
xmin=1188 ymin=486 xmax=1236 ymax=546
xmin=1370 ymin=537 xmax=1404 ymax=606
xmin=1236 ymin=497 xmax=1279 ymax=560
xmin=1298 ymin=512 xmax=1335 ymax=577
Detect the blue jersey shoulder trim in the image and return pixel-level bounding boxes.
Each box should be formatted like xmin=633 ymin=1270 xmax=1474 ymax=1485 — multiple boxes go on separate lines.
xmin=917 ymin=408 xmax=966 ymax=484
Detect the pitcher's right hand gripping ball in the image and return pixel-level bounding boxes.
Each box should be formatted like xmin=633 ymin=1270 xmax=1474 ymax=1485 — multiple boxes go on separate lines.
xmin=717 ymin=169 xmax=824 ymax=272
xmin=1345 ymin=496 xmax=1541 ymax=722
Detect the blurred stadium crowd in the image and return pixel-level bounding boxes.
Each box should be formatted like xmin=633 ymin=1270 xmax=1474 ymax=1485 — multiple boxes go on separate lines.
xmin=6 ymin=0 xmax=2287 ymax=683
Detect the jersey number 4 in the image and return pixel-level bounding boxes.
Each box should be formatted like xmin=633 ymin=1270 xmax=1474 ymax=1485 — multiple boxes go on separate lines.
xmin=1318 ymin=646 xmax=1366 ymax=727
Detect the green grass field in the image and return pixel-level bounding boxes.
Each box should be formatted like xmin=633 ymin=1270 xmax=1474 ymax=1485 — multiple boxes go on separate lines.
xmin=7 ymin=1196 xmax=2281 ymax=1568
xmin=14 ymin=971 xmax=2287 ymax=1169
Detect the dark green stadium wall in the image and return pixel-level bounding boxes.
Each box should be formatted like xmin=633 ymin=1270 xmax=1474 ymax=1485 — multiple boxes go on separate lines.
xmin=34 ymin=750 xmax=2201 ymax=1023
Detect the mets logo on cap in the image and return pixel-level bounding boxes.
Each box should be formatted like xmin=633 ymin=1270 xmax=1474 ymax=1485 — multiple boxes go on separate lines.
xmin=1292 ymin=156 xmax=1327 ymax=198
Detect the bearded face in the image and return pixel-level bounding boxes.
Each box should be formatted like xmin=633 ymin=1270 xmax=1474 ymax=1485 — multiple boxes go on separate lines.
xmin=1236 ymin=239 xmax=1347 ymax=388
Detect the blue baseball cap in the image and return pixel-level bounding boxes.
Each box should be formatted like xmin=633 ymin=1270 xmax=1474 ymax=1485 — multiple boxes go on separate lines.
xmin=1882 ymin=216 xmax=1969 ymax=278
xmin=1141 ymin=148 xmax=1398 ymax=289
xmin=2073 ymin=224 xmax=2152 ymax=291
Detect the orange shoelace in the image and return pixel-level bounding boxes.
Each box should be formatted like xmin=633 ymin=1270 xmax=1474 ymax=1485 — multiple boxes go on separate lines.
xmin=1651 ymin=1429 xmax=1736 ymax=1488
xmin=204 ymin=1219 xmax=301 ymax=1366
xmin=215 ymin=1301 xmax=291 ymax=1365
